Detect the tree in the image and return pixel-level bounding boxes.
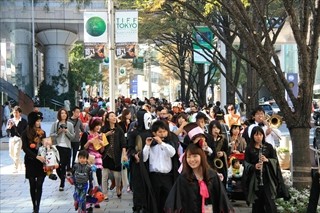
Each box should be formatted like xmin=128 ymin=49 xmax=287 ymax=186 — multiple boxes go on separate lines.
xmin=68 ymin=43 xmax=102 ymax=99
xmin=158 ymin=0 xmax=320 ymax=189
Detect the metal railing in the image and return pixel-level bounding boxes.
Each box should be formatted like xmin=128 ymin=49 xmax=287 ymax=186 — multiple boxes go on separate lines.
xmin=50 ymin=99 xmax=64 ymax=111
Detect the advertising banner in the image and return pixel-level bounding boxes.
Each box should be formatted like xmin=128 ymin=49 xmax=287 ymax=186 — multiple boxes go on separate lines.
xmin=84 ymin=12 xmax=108 ymax=43
xmin=115 ymin=11 xmax=138 ymax=43
xmin=116 ymin=44 xmax=136 ymax=59
xmin=84 ymin=43 xmax=106 ymax=59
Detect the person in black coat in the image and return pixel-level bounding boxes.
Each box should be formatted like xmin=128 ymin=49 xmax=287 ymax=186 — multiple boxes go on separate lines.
xmin=21 ymin=111 xmax=46 ymax=213
xmin=164 ymin=143 xmax=234 ymax=213
xmin=243 ymin=126 xmax=280 ymax=213
xmin=100 ymin=111 xmax=127 ymax=200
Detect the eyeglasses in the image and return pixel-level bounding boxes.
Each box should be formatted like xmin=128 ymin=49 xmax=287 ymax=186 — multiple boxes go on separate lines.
xmin=228 ymin=108 xmax=233 ymax=111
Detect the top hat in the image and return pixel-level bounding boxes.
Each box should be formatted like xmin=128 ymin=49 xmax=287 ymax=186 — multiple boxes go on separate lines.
xmin=183 ymin=123 xmax=205 ymax=140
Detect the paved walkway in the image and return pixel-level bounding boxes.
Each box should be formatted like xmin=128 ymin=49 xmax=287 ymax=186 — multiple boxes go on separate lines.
xmin=0 ymin=122 xmax=251 ymax=213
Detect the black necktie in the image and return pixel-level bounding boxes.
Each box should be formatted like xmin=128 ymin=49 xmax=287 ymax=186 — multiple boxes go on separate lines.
xmin=258 ymin=123 xmax=265 ymax=127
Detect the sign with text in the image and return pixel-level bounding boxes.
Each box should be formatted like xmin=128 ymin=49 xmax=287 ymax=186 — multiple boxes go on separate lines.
xmin=115 ymin=11 xmax=138 ymax=43
xmin=84 ymin=12 xmax=108 ymax=43
xmin=116 ymin=44 xmax=136 ymax=59
xmin=84 ymin=43 xmax=105 ymax=59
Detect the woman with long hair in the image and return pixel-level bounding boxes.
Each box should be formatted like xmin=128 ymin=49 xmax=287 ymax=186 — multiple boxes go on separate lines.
xmin=50 ymin=108 xmax=75 ymax=191
xmin=164 ymin=143 xmax=234 ymax=213
xmin=118 ymin=108 xmax=132 ymax=192
xmin=243 ymin=126 xmax=280 ymax=213
xmin=101 ymin=111 xmax=128 ymax=200
xmin=21 ymin=112 xmax=46 ymax=213
xmin=207 ymin=120 xmax=229 ymax=186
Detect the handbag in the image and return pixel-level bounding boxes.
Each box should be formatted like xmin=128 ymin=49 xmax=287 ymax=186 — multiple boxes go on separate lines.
xmin=92 ymin=133 xmax=109 ymax=151
xmin=51 ymin=122 xmax=60 ymax=145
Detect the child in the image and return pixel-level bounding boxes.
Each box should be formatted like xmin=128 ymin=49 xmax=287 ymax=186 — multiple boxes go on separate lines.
xmin=228 ymin=158 xmax=244 ymax=179
xmin=38 ymin=137 xmax=60 ymax=180
xmin=72 ymin=150 xmax=93 ymax=213
xmin=227 ymin=158 xmax=244 ymax=192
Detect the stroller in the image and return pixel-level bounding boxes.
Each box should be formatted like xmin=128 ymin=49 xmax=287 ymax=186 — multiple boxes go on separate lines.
xmin=226 ymin=154 xmax=246 ymax=201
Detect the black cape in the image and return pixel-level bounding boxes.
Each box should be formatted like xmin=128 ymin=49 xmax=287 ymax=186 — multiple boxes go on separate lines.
xmin=164 ymin=169 xmax=234 ymax=213
xmin=139 ymin=131 xmax=181 ymax=213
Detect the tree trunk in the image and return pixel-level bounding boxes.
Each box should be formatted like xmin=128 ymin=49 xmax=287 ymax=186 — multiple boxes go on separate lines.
xmin=226 ymin=45 xmax=234 ymax=105
xmin=180 ymin=67 xmax=186 ymax=102
xmin=289 ymin=127 xmax=312 ymax=190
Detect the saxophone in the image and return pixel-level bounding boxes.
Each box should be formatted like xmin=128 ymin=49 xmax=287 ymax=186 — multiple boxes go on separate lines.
xmin=258 ymin=145 xmax=264 ymax=186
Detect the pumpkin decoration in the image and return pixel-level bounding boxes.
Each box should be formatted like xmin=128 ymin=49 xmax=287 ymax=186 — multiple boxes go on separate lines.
xmin=30 ymin=128 xmax=45 ymax=149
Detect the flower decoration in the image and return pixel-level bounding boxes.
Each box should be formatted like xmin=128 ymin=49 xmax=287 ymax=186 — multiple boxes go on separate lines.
xmin=30 ymin=128 xmax=45 ymax=148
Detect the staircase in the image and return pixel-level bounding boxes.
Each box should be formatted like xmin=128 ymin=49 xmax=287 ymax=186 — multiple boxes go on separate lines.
xmin=38 ymin=107 xmax=57 ymax=122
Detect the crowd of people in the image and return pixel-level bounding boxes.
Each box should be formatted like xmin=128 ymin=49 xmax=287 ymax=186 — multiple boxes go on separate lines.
xmin=2 ymin=96 xmax=291 ymax=213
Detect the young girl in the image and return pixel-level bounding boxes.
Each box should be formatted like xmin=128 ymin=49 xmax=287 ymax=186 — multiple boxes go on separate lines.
xmin=243 ymin=126 xmax=278 ymax=213
xmin=164 ymin=143 xmax=234 ymax=213
xmin=81 ymin=117 xmax=108 ymax=208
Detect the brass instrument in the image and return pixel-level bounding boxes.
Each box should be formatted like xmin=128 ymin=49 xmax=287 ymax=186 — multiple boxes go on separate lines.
xmin=265 ymin=114 xmax=282 ymax=140
xmin=266 ymin=114 xmax=282 ymax=129
xmin=258 ymin=145 xmax=264 ymax=186
xmin=214 ymin=158 xmax=224 ymax=169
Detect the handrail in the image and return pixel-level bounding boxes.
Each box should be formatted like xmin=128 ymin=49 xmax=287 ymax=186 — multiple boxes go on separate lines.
xmin=50 ymin=99 xmax=64 ymax=111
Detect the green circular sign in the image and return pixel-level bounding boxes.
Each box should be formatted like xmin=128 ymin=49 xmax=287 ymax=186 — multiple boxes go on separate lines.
xmin=86 ymin=16 xmax=106 ymax=37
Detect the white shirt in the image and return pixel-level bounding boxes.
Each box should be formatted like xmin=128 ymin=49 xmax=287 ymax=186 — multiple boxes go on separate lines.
xmin=143 ymin=142 xmax=176 ymax=173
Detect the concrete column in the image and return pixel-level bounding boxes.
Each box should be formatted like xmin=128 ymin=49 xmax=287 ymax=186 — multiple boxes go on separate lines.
xmin=36 ymin=29 xmax=77 ymax=94
xmin=10 ymin=29 xmax=33 ymax=96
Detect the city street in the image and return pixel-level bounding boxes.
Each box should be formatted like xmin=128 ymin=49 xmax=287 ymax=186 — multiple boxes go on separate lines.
xmin=0 ymin=122 xmax=251 ymax=213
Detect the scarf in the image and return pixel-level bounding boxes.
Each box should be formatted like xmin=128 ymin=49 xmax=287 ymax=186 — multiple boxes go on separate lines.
xmin=198 ymin=180 xmax=209 ymax=213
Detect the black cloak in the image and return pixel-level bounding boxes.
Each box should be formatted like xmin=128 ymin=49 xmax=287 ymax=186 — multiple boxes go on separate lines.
xmin=164 ymin=169 xmax=234 ymax=213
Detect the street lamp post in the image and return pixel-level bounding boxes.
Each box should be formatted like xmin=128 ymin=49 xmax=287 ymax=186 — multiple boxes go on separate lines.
xmin=108 ymin=0 xmax=115 ymax=111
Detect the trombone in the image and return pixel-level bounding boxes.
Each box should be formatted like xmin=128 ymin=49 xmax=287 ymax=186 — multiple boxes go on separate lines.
xmin=265 ymin=114 xmax=282 ymax=140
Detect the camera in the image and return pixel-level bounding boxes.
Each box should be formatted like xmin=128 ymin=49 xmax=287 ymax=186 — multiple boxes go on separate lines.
xmin=59 ymin=124 xmax=67 ymax=129
xmin=49 ymin=173 xmax=57 ymax=180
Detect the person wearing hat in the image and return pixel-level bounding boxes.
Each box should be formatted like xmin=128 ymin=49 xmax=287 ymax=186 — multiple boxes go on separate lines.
xmin=21 ymin=111 xmax=46 ymax=213
xmin=181 ymin=123 xmax=214 ymax=170
xmin=6 ymin=105 xmax=28 ymax=173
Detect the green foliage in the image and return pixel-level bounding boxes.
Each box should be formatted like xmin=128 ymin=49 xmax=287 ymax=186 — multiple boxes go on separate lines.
xmin=38 ymin=81 xmax=58 ymax=109
xmin=68 ymin=42 xmax=102 ymax=93
xmin=277 ymin=147 xmax=290 ymax=153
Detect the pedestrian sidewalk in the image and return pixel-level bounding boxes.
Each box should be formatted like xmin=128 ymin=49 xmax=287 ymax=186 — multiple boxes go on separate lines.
xmin=0 ymin=122 xmax=251 ymax=213
xmin=0 ymin=135 xmax=134 ymax=213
